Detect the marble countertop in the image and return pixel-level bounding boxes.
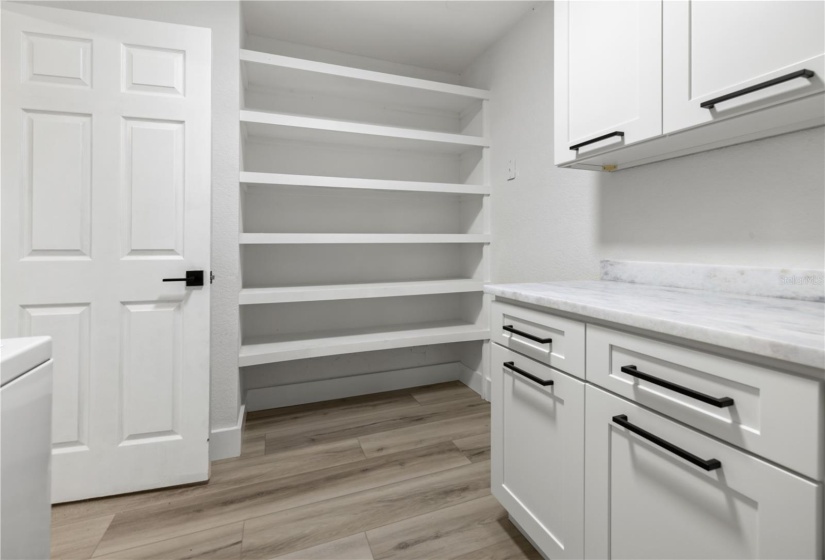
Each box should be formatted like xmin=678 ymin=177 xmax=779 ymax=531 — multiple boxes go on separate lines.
xmin=485 ymin=280 xmax=825 ymax=372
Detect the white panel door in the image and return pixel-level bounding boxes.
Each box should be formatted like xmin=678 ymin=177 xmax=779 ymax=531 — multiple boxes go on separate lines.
xmin=1 ymin=3 xmax=211 ymax=503
xmin=663 ymin=1 xmax=825 ymax=133
xmin=584 ymin=385 xmax=821 ymax=560
xmin=554 ymin=0 xmax=662 ymax=165
xmin=491 ymin=344 xmax=585 ymax=559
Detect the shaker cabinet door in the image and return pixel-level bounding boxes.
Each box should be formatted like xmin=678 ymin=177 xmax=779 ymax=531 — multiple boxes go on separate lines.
xmin=584 ymin=385 xmax=821 ymax=560
xmin=663 ymin=0 xmax=825 ymax=133
xmin=491 ymin=344 xmax=585 ymax=559
xmin=554 ymin=1 xmax=662 ymax=165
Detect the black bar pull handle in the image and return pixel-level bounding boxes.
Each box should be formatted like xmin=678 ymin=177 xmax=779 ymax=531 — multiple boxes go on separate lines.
xmin=570 ymin=131 xmax=624 ymax=152
xmin=612 ymin=415 xmax=722 ymax=471
xmin=163 ymin=270 xmax=204 ymax=287
xmin=503 ymin=325 xmax=552 ymax=345
xmin=701 ymin=69 xmax=815 ymax=109
xmin=504 ymin=361 xmax=554 ymax=387
xmin=621 ymin=365 xmax=734 ymax=408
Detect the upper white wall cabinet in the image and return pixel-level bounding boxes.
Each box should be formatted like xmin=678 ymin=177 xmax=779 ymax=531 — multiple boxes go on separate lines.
xmin=555 ymin=0 xmax=825 ymax=171
xmin=553 ymin=1 xmax=662 ymax=166
xmin=664 ymin=1 xmax=824 ymax=132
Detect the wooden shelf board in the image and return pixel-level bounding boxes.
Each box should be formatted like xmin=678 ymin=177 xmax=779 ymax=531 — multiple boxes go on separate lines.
xmin=239 ymin=279 xmax=484 ymax=305
xmin=239 ymin=233 xmax=491 ymax=245
xmin=240 ymin=172 xmax=491 ymax=195
xmin=241 ymin=110 xmax=489 ymax=154
xmin=239 ymin=320 xmax=489 ymax=367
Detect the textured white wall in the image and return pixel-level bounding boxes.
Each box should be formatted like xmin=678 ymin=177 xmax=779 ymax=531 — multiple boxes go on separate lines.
xmin=32 ymin=1 xmax=243 ymax=430
xmin=461 ymin=3 xmax=825 ymax=283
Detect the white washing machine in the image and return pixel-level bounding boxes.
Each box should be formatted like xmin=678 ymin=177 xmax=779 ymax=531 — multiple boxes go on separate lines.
xmin=1 ymin=337 xmax=53 ymax=560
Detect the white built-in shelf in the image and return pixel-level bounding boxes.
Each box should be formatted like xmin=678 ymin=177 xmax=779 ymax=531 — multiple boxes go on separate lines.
xmin=240 ymin=279 xmax=484 ymax=305
xmin=239 ymin=320 xmax=490 ymax=367
xmin=241 ymin=49 xmax=489 ymax=115
xmin=241 ymin=110 xmax=489 ymax=154
xmin=238 ymin=45 xmax=492 ymax=381
xmin=239 ymin=233 xmax=491 ymax=245
xmin=240 ymin=172 xmax=491 ymax=196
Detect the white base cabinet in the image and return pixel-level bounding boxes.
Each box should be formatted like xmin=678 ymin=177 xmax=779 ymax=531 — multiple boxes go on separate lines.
xmin=489 ymin=300 xmax=824 ymax=560
xmin=491 ymin=343 xmax=585 ymax=559
xmin=584 ymin=384 xmax=821 ymax=560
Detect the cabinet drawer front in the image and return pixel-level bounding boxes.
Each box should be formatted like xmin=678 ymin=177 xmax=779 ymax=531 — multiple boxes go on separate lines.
xmin=491 ymin=344 xmax=585 ymax=559
xmin=586 ymin=324 xmax=824 ymax=480
xmin=492 ymin=301 xmax=585 ymax=378
xmin=585 ymin=385 xmax=822 ymax=560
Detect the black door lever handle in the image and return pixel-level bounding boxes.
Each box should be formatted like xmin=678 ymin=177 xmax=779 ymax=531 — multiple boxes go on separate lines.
xmin=163 ymin=270 xmax=204 ymax=287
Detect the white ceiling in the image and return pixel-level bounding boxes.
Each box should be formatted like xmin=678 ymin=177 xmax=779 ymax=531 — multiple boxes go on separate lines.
xmin=242 ymin=1 xmax=541 ymax=74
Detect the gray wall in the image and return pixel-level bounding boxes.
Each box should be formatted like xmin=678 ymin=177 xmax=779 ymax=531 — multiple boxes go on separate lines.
xmin=461 ymin=3 xmax=825 ymax=284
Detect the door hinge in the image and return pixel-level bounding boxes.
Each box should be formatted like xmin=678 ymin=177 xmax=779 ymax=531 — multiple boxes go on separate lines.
xmin=210 ymin=271 xmax=215 ymax=284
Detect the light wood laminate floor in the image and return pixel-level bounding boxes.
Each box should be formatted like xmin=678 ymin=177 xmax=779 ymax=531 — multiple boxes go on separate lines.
xmin=51 ymin=381 xmax=541 ymax=560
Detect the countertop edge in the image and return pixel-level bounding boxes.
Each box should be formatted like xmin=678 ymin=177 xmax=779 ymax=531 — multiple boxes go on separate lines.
xmin=485 ymin=285 xmax=825 ymax=373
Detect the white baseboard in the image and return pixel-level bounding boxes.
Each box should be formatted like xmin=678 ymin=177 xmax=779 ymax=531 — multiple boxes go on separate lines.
xmin=209 ymin=404 xmax=245 ymax=461
xmin=246 ymin=362 xmax=477 ymax=411
xmin=458 ymin=363 xmax=485 ymax=398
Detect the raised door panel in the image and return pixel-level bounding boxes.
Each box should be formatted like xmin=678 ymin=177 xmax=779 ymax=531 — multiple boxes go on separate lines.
xmin=555 ymin=1 xmax=662 ymax=165
xmin=122 ymin=45 xmax=185 ymax=96
xmin=584 ymin=385 xmax=821 ymax=560
xmin=491 ymin=344 xmax=585 ymax=559
xmin=20 ymin=305 xmax=90 ymax=452
xmin=119 ymin=301 xmax=182 ymax=443
xmin=122 ymin=118 xmax=185 ymax=258
xmin=23 ymin=110 xmax=92 ymax=258
xmin=663 ymin=1 xmax=825 ymax=133
xmin=22 ymin=31 xmax=92 ymax=88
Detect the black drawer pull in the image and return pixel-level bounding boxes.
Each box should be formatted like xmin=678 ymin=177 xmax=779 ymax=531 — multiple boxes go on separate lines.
xmin=621 ymin=365 xmax=734 ymax=408
xmin=612 ymin=415 xmax=721 ymax=471
xmin=503 ymin=325 xmax=552 ymax=345
xmin=570 ymin=131 xmax=624 ymax=152
xmin=701 ymin=69 xmax=815 ymax=109
xmin=504 ymin=361 xmax=554 ymax=387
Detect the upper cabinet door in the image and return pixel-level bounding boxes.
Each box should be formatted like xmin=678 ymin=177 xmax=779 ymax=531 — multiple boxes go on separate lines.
xmin=663 ymin=1 xmax=825 ymax=133
xmin=554 ymin=1 xmax=662 ymax=165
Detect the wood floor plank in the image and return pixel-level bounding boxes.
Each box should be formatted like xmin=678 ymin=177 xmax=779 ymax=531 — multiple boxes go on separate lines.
xmin=408 ymin=381 xmax=479 ymax=405
xmin=366 ymin=495 xmax=517 ymax=560
xmin=265 ymin=397 xmax=488 ymax=454
xmin=210 ymin=439 xmax=366 ymax=487
xmin=54 ymin=383 xmax=537 ymax=560
xmin=238 ymin=436 xmax=266 ymax=458
xmin=243 ymin=391 xmax=422 ymax=439
xmin=453 ymin=433 xmax=491 ymax=463
xmin=359 ymin=412 xmax=490 ymax=458
xmin=51 ymin=514 xmax=114 ymax=559
xmin=52 ymin=484 xmax=206 ymax=529
xmin=53 ymin=440 xmax=365 ymax=528
xmin=93 ymin=522 xmax=243 ymax=559
xmin=450 ymin=532 xmax=543 ymax=560
xmin=93 ymin=443 xmax=470 ymax=557
xmin=273 ymin=533 xmax=374 ymax=560
xmin=240 ymin=460 xmax=491 ymax=560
